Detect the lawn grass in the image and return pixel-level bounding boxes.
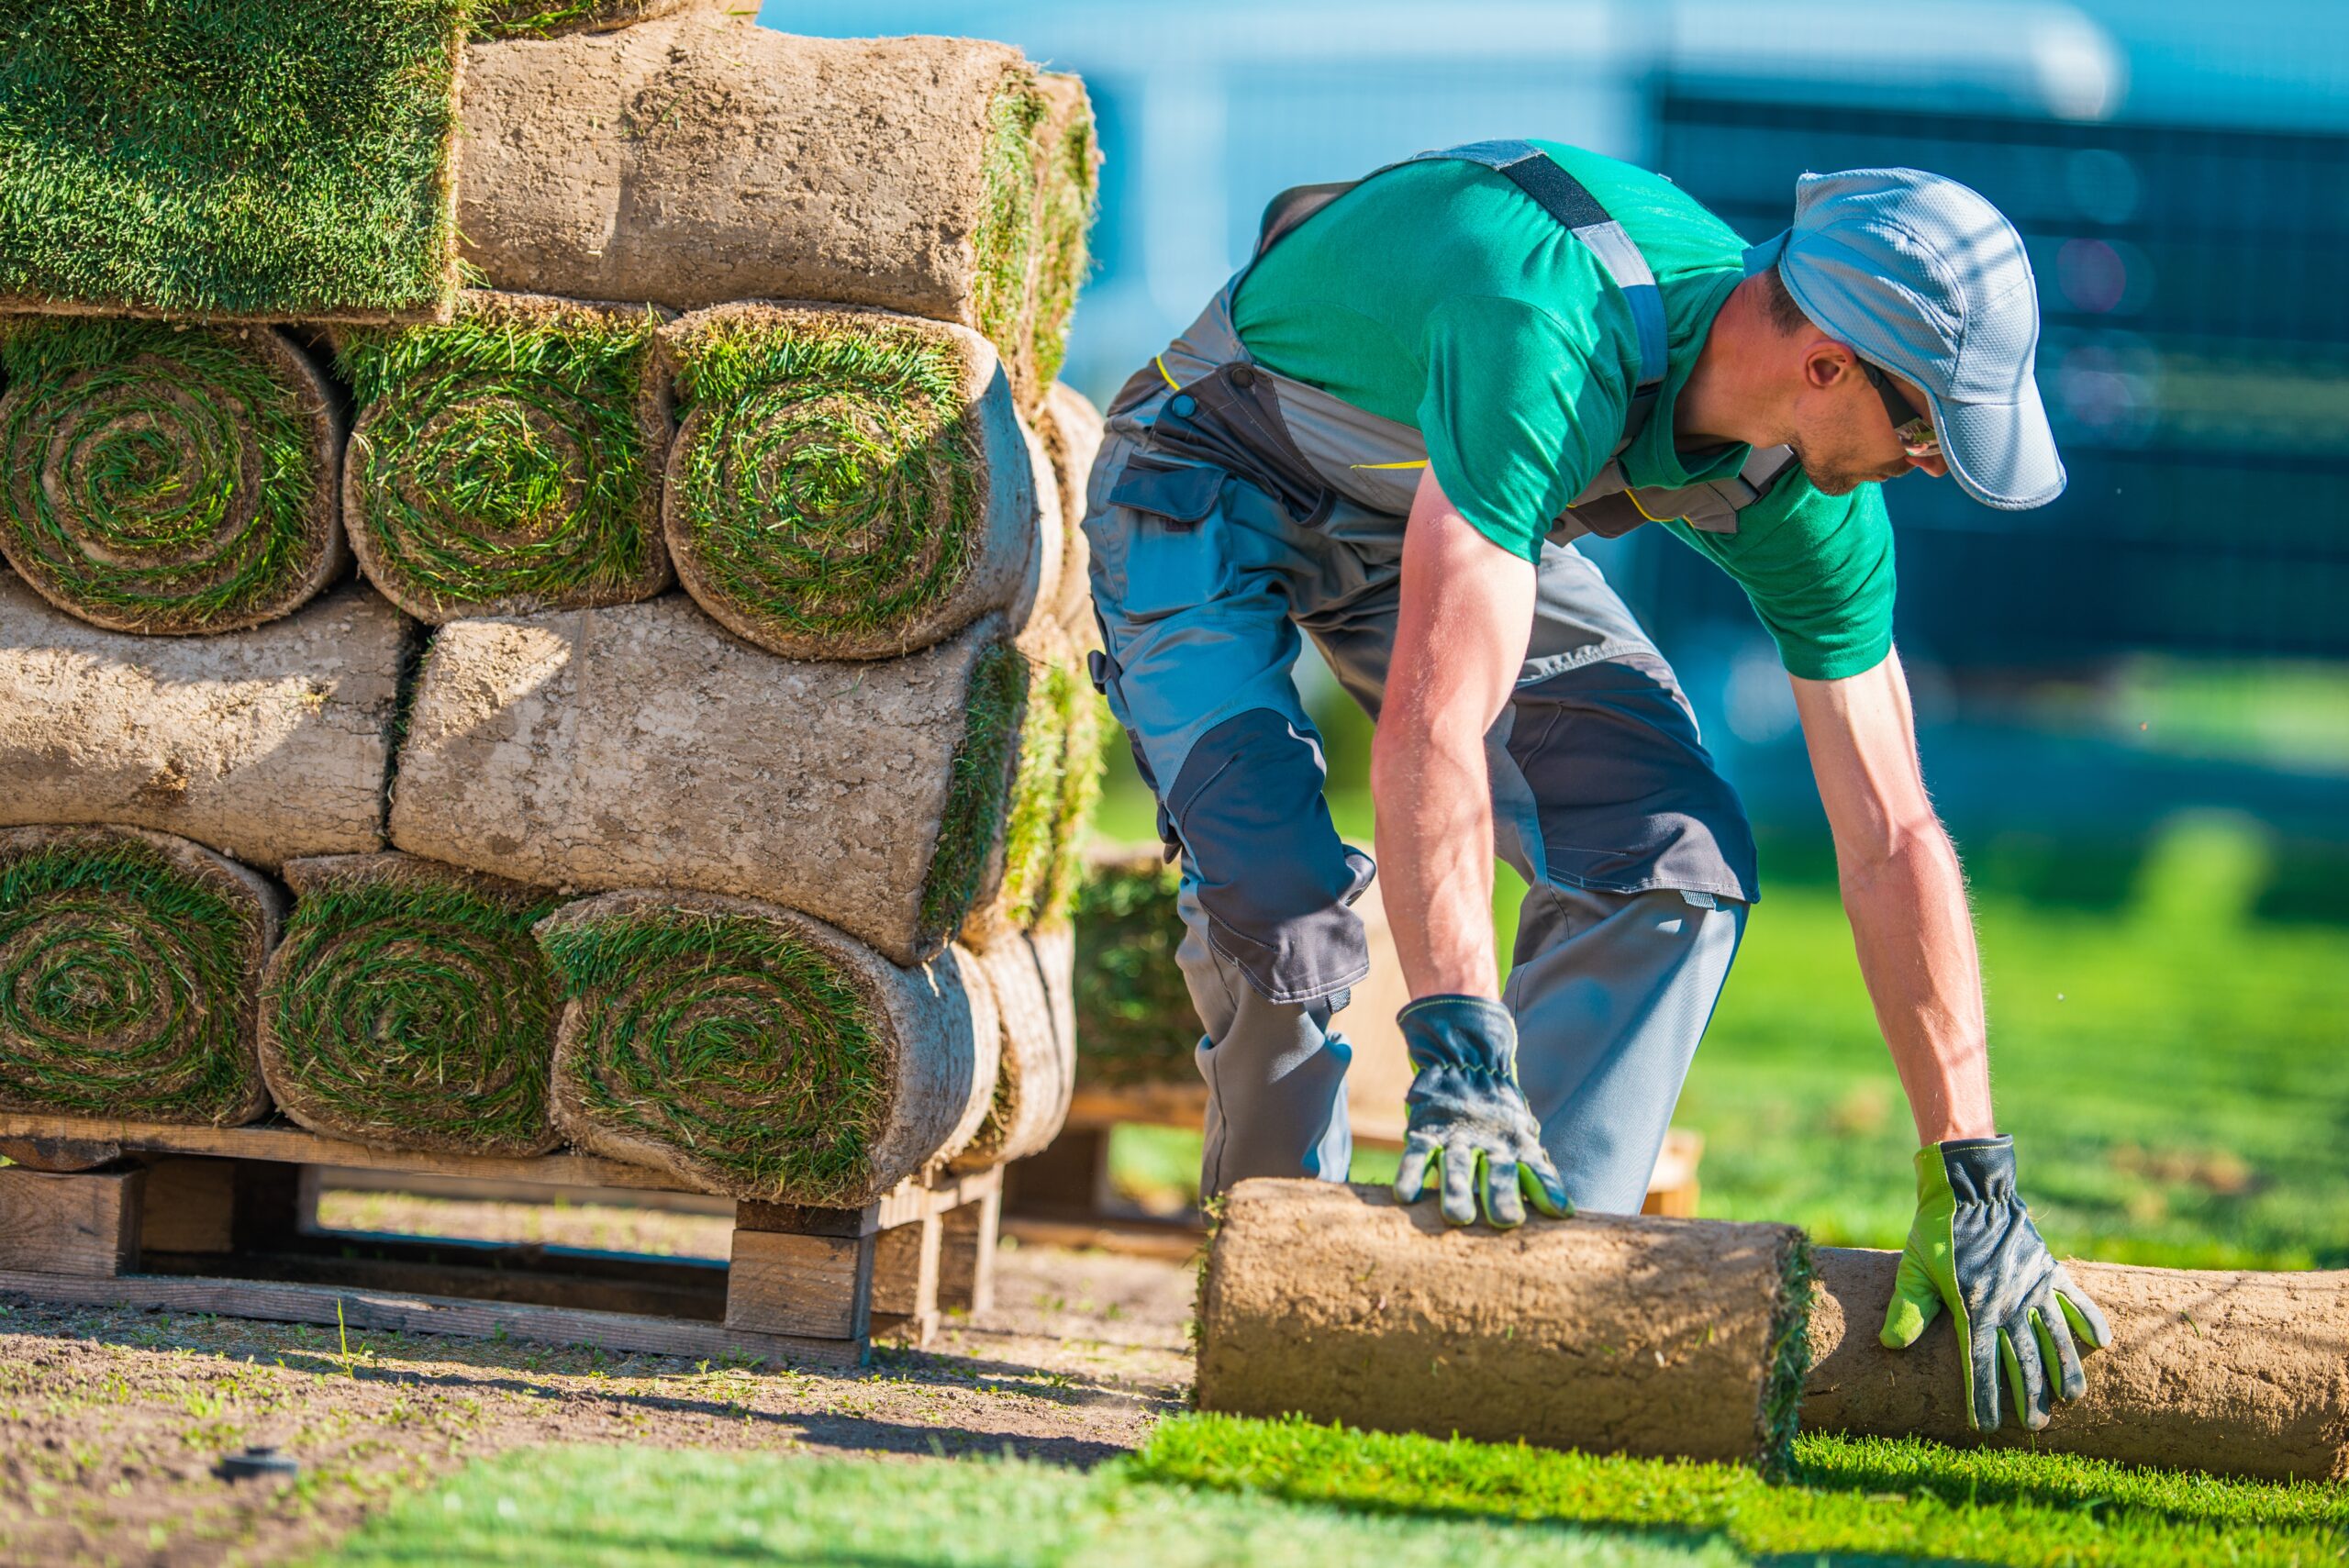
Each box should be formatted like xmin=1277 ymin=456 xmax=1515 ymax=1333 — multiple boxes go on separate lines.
xmin=322 ymin=1443 xmax=1739 ymax=1568
xmin=1133 ymin=1414 xmax=2349 ymax=1568
xmin=0 ymin=0 xmax=464 ymax=319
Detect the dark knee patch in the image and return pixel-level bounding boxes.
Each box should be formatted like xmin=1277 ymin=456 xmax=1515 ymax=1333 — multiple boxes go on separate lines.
xmin=1506 ymin=652 xmax=1758 ymax=900
xmin=1170 ymin=707 xmax=1373 ymax=1004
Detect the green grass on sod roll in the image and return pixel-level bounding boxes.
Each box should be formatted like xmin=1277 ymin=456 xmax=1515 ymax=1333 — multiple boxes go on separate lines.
xmin=918 ymin=641 xmax=1030 ymax=949
xmin=0 ymin=0 xmax=464 ymax=320
xmin=971 ymin=81 xmax=1047 ymax=374
xmin=338 ymin=298 xmax=666 ymax=618
xmin=539 ymin=907 xmax=890 ymax=1206
xmin=0 ymin=832 xmax=265 ymax=1124
xmin=667 ymin=311 xmax=992 ymax=648
xmin=0 ymin=317 xmax=330 ymax=631
xmin=469 ymin=0 xmax=679 ymax=39
xmin=263 ymin=870 xmax=560 ymax=1156
xmin=1071 ymin=851 xmax=1196 ymax=1089
xmin=993 ymin=657 xmax=1071 ymax=929
xmin=1030 ymin=86 xmax=1099 ymax=387
xmin=1039 ymin=671 xmax=1108 ymax=927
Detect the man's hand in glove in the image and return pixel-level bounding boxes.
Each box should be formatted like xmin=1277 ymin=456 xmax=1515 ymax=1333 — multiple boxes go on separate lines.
xmin=1390 ymin=995 xmax=1571 ymax=1229
xmin=1882 ymin=1134 xmax=2113 ymax=1431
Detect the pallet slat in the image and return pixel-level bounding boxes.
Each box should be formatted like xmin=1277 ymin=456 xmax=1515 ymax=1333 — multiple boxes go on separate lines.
xmin=0 ymin=1167 xmax=140 ymax=1276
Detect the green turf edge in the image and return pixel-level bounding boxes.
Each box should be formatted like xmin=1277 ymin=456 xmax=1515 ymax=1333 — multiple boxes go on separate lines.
xmin=535 ymin=905 xmax=890 ymax=1205
xmin=1030 ymin=78 xmax=1100 ymax=388
xmin=665 ymin=308 xmax=989 ymax=644
xmin=1071 ymin=851 xmax=1195 ymax=1088
xmin=0 ymin=834 xmax=262 ymax=1123
xmin=334 ymin=298 xmax=666 ymax=616
xmin=918 ymin=640 xmax=1030 ymax=954
xmin=0 ymin=318 xmax=325 ymax=628
xmin=1759 ymin=1231 xmax=1812 ymax=1478
xmin=970 ymin=74 xmax=1047 ymax=379
xmin=996 ymin=656 xmax=1071 ymax=928
xmin=1037 ymin=674 xmax=1108 ymax=928
xmin=469 ymin=0 xmax=677 ymax=39
xmin=1131 ymin=1413 xmax=2349 ymax=1568
xmin=264 ymin=873 xmax=560 ymax=1152
xmin=0 ymin=1 xmax=464 ymax=318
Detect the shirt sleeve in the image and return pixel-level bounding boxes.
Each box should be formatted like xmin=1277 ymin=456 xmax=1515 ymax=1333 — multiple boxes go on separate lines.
xmin=1664 ymin=474 xmax=1898 ymax=681
xmin=1416 ymin=292 xmax=1629 ymax=562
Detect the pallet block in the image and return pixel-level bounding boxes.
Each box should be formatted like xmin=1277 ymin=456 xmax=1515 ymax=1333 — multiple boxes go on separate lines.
xmin=0 ymin=1112 xmax=999 ymax=1368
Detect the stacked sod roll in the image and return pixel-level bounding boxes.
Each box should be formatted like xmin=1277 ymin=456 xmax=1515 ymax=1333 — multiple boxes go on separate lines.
xmin=0 ymin=6 xmax=1103 ymax=1190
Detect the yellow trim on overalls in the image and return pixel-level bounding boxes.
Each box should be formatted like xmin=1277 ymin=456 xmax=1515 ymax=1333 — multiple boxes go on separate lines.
xmin=1625 ymin=486 xmax=1684 ymax=525
xmin=1154 ymin=355 xmax=1181 ymax=391
xmin=1348 ymin=460 xmax=1430 ymax=470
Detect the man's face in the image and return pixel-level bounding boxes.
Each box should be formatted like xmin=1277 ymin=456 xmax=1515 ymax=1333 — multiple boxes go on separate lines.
xmin=1787 ymin=351 xmax=1948 ymax=496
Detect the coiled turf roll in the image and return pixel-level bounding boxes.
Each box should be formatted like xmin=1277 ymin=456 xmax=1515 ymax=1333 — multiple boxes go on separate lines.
xmin=0 ymin=826 xmax=281 ymax=1125
xmin=0 ymin=319 xmax=346 ymax=635
xmin=1029 ymin=74 xmax=1102 ymax=392
xmin=335 ymin=293 xmax=674 ymax=623
xmin=950 ymin=930 xmax=1074 ymax=1172
xmin=959 ymin=632 xmax=1106 ymax=945
xmin=659 ymin=303 xmax=1038 ymax=661
xmin=258 ymin=854 xmax=561 ymax=1156
xmin=538 ymin=891 xmax=999 ymax=1206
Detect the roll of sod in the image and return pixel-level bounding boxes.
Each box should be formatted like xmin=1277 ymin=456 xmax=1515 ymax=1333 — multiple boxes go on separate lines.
xmin=0 ymin=319 xmax=348 ymax=634
xmin=0 ymin=2 xmax=463 ymax=323
xmin=1008 ymin=416 xmax=1064 ymax=656
xmin=258 ymin=855 xmax=561 ymax=1158
xmin=1199 ymin=1181 xmax=1813 ymax=1472
xmin=1805 ymin=1248 xmax=2349 ymax=1482
xmin=0 ymin=826 xmax=281 ymax=1126
xmin=336 ymin=293 xmax=674 ymax=623
xmin=390 ymin=599 xmax=1030 ymax=965
xmin=1040 ymin=382 xmax=1105 ymax=634
xmin=1028 ymin=74 xmax=1102 ymax=392
xmin=538 ymin=890 xmax=998 ymax=1206
xmin=659 ymin=303 xmax=1038 ymax=661
xmin=0 ymin=577 xmax=407 ymax=869
xmin=961 ymin=639 xmax=1070 ymax=950
xmin=471 ymin=0 xmax=698 ymax=39
xmin=459 ymin=14 xmax=1052 ymax=396
xmin=952 ymin=931 xmax=1073 ymax=1172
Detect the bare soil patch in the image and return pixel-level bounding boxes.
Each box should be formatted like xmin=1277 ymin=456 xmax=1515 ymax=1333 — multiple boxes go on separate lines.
xmin=0 ymin=1191 xmax=1193 ymax=1566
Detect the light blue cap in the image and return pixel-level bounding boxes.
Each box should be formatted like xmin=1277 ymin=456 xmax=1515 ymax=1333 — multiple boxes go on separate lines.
xmin=1743 ymin=168 xmax=2064 ymax=510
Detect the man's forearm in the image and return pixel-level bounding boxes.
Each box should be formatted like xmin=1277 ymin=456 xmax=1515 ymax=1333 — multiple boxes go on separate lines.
xmin=1371 ymin=712 xmax=1498 ymax=999
xmin=1837 ymin=818 xmax=1995 ymax=1144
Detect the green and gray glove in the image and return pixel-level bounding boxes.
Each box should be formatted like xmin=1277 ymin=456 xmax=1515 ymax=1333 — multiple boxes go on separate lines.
xmin=1882 ymin=1134 xmax=2113 ymax=1431
xmin=1391 ymin=995 xmax=1571 ymax=1229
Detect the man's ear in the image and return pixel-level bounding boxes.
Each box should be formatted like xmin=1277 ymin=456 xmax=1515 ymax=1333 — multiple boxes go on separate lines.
xmin=1802 ymin=339 xmax=1857 ymax=392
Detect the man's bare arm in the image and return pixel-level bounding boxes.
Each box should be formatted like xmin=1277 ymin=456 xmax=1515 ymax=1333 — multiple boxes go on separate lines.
xmin=1789 ymin=650 xmax=1996 ymax=1144
xmin=1371 ymin=467 xmax=1537 ymax=1000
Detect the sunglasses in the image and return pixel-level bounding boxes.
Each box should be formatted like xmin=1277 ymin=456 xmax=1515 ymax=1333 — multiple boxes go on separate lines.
xmin=1860 ymin=361 xmax=1942 ymax=460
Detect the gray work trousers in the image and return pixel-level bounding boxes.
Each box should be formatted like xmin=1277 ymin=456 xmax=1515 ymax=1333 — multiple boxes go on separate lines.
xmin=1083 ymin=291 xmax=1757 ymax=1216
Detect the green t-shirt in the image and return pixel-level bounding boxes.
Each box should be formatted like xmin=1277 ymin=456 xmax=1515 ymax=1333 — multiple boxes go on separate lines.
xmin=1230 ymin=140 xmax=1896 ymax=682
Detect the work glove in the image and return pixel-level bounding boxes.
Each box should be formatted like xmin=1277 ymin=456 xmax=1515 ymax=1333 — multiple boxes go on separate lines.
xmin=1390 ymin=995 xmax=1571 ymax=1229
xmin=1881 ymin=1134 xmax=2113 ymax=1432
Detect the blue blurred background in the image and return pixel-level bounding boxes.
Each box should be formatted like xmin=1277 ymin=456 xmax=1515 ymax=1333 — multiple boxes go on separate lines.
xmin=763 ymin=1 xmax=2347 ymax=1257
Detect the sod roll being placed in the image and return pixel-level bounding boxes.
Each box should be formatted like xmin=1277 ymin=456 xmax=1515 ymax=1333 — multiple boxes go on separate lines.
xmin=1198 ymin=1180 xmax=1812 ymax=1471
xmin=459 ymin=12 xmax=1053 ymax=396
xmin=0 ymin=1 xmax=463 ymax=322
xmin=538 ymin=891 xmax=999 ymax=1206
xmin=0 ymin=825 xmax=281 ymax=1126
xmin=258 ymin=854 xmax=561 ymax=1158
xmin=0 ymin=577 xmax=407 ymax=869
xmin=336 ymin=293 xmax=673 ymax=623
xmin=951 ymin=931 xmax=1074 ymax=1171
xmin=659 ymin=304 xmax=1037 ymax=661
xmin=1804 ymin=1247 xmax=2349 ymax=1482
xmin=390 ymin=599 xmax=1030 ymax=965
xmin=0 ymin=319 xmax=347 ymax=634
xmin=1040 ymin=382 xmax=1105 ymax=634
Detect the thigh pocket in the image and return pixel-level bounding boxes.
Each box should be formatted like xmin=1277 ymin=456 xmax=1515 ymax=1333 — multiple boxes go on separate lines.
xmin=1091 ymin=456 xmax=1231 ymax=620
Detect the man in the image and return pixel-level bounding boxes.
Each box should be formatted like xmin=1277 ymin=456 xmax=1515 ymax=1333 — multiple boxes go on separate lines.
xmin=1080 ymin=140 xmax=2110 ymax=1433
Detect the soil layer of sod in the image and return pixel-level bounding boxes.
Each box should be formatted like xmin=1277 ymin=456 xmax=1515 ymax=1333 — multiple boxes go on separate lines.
xmin=337 ymin=292 xmax=673 ymax=622
xmin=0 ymin=825 xmax=279 ymax=1126
xmin=0 ymin=317 xmax=349 ymax=634
xmin=661 ymin=304 xmax=1035 ymax=661
xmin=259 ymin=854 xmax=562 ymax=1157
xmin=0 ymin=0 xmax=465 ymax=321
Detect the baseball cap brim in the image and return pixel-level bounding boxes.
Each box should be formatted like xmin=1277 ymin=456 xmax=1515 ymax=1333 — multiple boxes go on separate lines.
xmin=1928 ymin=373 xmax=2065 ymax=511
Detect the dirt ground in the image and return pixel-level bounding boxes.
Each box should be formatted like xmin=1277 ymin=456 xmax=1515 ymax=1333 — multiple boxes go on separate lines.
xmin=0 ymin=1191 xmax=1197 ymax=1568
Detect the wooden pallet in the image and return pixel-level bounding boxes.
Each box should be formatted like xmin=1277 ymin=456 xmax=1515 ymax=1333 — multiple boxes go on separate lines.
xmin=0 ymin=1113 xmax=1000 ymax=1369
xmin=1004 ymin=1089 xmax=1703 ymax=1254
